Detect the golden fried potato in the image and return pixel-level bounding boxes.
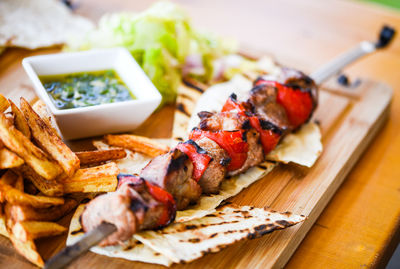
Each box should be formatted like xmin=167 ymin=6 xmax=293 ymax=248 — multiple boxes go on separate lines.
xmin=16 ymin=164 xmax=64 ymax=197
xmin=32 ymin=99 xmax=60 ymax=138
xmin=0 ymin=94 xmax=9 ymax=113
xmin=75 ymin=148 xmax=127 ymax=165
xmin=0 ymin=148 xmax=24 ymax=169
xmin=20 ymin=98 xmax=80 ymax=177
xmin=3 ymin=202 xmax=44 ymax=267
xmin=0 ymin=170 xmax=18 ymax=202
xmin=11 ymin=221 xmax=66 ymax=242
xmin=13 ymin=173 xmax=24 ymax=192
xmin=0 ymin=205 xmax=8 ymax=238
xmin=105 ymin=134 xmax=169 ymax=157
xmin=9 ymin=234 xmax=44 ymax=267
xmin=6 ymin=198 xmax=78 ymax=222
xmin=9 ymin=99 xmax=31 ymax=138
xmin=62 ymin=162 xmax=119 ymax=193
xmin=0 ymin=173 xmax=64 ymax=208
xmin=0 ymin=114 xmax=62 ymax=180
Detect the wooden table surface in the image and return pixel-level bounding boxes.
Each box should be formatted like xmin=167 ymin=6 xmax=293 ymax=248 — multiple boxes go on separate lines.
xmin=1 ymin=0 xmax=400 ymax=268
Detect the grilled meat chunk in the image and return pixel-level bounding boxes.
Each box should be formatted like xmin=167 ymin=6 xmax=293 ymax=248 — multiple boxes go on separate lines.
xmin=81 ymin=184 xmax=142 ymax=246
xmin=119 ymin=176 xmax=170 ymax=231
xmin=227 ymin=129 xmax=263 ymax=176
xmin=81 ymin=175 xmax=175 ymax=246
xmin=247 ymin=84 xmax=291 ymax=133
xmin=140 ymin=149 xmax=201 ymax=210
xmin=198 ymin=111 xmax=250 ymax=131
xmin=196 ymin=137 xmax=229 ymax=194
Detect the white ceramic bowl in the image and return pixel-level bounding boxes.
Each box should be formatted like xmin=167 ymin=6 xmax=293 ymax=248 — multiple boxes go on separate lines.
xmin=22 ymin=48 xmax=162 ymax=140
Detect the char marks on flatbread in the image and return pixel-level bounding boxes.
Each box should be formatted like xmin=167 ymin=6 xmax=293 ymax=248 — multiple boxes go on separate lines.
xmin=135 ymin=205 xmax=305 ymax=264
xmin=67 ymin=204 xmax=305 ymax=266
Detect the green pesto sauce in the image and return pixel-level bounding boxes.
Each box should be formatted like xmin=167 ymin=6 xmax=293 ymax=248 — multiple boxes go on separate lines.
xmin=40 ymin=70 xmax=135 ymax=110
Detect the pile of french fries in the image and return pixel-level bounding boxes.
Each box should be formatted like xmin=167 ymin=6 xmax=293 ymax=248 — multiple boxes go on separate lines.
xmin=0 ymin=95 xmax=128 ymax=267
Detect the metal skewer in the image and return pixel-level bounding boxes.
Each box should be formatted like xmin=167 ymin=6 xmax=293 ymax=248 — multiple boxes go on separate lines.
xmin=44 ymin=222 xmax=116 ymax=269
xmin=44 ymin=25 xmax=395 ymax=269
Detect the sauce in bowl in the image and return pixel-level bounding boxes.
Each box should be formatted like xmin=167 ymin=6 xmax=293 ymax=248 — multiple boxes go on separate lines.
xmin=40 ymin=70 xmax=135 ymax=110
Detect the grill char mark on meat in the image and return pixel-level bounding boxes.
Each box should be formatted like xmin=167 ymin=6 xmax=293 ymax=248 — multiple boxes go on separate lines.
xmin=196 ymin=137 xmax=229 ymax=194
xmin=140 ymin=148 xmax=201 ymax=210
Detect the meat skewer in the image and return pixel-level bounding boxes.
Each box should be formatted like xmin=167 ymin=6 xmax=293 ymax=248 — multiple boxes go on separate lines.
xmin=45 ymin=25 xmax=395 ymax=269
xmin=81 ymin=68 xmax=319 ymax=247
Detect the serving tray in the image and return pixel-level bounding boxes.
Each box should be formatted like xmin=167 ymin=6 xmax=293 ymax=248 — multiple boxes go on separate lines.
xmin=0 ymin=51 xmax=392 ymax=268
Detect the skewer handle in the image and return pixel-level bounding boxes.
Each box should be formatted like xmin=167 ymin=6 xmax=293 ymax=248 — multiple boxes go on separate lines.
xmin=310 ymin=25 xmax=395 ymax=85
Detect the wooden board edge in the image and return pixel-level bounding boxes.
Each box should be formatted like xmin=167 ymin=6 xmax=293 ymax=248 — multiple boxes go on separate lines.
xmin=273 ymin=81 xmax=392 ymax=268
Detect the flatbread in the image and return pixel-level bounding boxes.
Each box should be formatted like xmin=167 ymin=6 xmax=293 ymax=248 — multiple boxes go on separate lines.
xmin=135 ymin=205 xmax=306 ymax=264
xmin=67 ymin=204 xmax=305 ymax=266
xmin=0 ymin=0 xmax=93 ymax=49
xmin=267 ymin=122 xmax=322 ymax=167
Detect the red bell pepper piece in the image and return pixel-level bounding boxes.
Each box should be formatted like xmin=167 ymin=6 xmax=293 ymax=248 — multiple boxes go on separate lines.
xmin=253 ymin=80 xmax=313 ymax=129
xmin=176 ymin=140 xmax=211 ymax=182
xmin=248 ymin=116 xmax=280 ymax=154
xmin=222 ymin=96 xmax=281 ymax=154
xmin=189 ymin=128 xmax=248 ymax=171
xmin=145 ymin=181 xmax=176 ymax=227
xmin=221 ymin=95 xmax=246 ymax=115
xmin=276 ymin=83 xmax=313 ymax=128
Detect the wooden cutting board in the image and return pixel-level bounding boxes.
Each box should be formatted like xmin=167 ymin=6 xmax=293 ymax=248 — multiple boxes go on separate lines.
xmin=0 ymin=52 xmax=393 ymax=268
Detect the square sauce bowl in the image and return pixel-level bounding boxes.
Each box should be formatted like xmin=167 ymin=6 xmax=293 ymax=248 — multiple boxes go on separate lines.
xmin=22 ymin=48 xmax=161 ymax=140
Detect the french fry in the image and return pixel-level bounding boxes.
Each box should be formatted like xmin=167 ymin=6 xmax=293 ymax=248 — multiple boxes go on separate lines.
xmin=75 ymin=148 xmax=127 ymax=165
xmin=11 ymin=221 xmax=66 ymax=242
xmin=6 ymin=198 xmax=78 ymax=222
xmin=0 ymin=148 xmax=24 ymax=169
xmin=15 ymin=164 xmax=64 ymax=197
xmin=32 ymin=99 xmax=60 ymax=138
xmin=0 ymin=170 xmax=18 ymax=202
xmin=4 ymin=203 xmax=44 ymax=267
xmin=0 ymin=214 xmax=8 ymax=238
xmin=14 ymin=173 xmax=24 ymax=192
xmin=0 ymin=173 xmax=64 ymax=208
xmin=105 ymin=134 xmax=169 ymax=157
xmin=0 ymin=204 xmax=8 ymax=238
xmin=9 ymin=234 xmax=44 ymax=267
xmin=0 ymin=93 xmax=9 ymax=113
xmin=9 ymin=99 xmax=31 ymax=138
xmin=62 ymin=162 xmax=119 ymax=193
xmin=20 ymin=98 xmax=80 ymax=177
xmin=0 ymin=114 xmax=62 ymax=180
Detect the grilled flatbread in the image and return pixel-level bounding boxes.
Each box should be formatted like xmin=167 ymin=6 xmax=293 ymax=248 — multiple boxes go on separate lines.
xmin=67 ymin=204 xmax=305 ymax=266
xmin=135 ymin=205 xmax=306 ymax=263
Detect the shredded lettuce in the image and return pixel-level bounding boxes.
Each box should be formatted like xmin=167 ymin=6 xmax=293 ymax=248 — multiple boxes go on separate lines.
xmin=66 ymin=2 xmax=237 ymax=107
